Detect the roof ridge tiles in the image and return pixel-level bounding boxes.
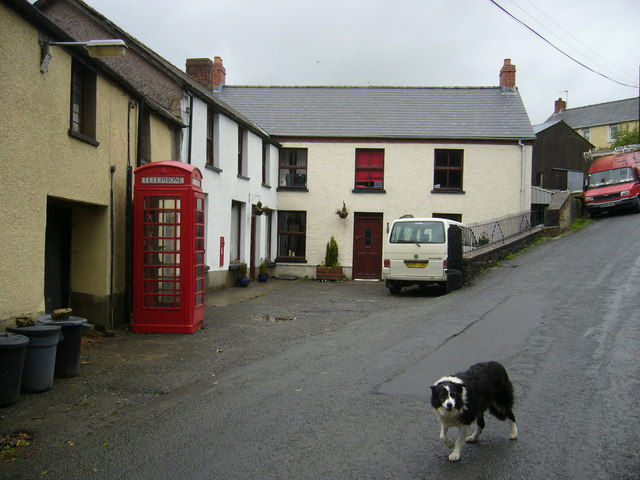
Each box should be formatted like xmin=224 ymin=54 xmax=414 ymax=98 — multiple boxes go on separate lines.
xmin=223 ymin=85 xmax=501 ymax=90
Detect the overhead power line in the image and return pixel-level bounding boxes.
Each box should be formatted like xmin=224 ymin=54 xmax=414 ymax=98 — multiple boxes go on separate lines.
xmin=513 ymin=0 xmax=634 ymax=83
xmin=489 ymin=0 xmax=639 ymax=89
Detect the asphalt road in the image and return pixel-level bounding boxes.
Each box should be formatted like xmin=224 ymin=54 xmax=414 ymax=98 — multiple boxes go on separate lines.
xmin=4 ymin=213 xmax=640 ymax=479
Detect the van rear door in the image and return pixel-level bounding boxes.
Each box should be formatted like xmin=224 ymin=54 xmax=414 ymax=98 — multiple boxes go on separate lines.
xmin=385 ymin=220 xmax=447 ymax=281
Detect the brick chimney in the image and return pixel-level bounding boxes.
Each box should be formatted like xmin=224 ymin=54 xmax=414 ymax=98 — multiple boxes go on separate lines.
xmin=213 ymin=56 xmax=226 ymax=88
xmin=554 ymin=97 xmax=567 ymax=114
xmin=499 ymin=58 xmax=516 ymax=89
xmin=186 ymin=57 xmax=226 ymax=90
xmin=186 ymin=58 xmax=214 ymax=90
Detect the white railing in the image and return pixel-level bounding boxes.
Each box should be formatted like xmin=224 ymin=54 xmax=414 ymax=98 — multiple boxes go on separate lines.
xmin=464 ymin=210 xmax=544 ymax=252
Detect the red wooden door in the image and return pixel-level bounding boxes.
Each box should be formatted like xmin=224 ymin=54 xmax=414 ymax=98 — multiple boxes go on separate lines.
xmin=352 ymin=213 xmax=383 ymax=279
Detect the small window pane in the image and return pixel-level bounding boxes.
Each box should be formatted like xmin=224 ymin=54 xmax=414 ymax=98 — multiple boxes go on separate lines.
xmin=434 ymin=149 xmax=463 ymax=190
xmin=364 ymin=228 xmax=372 ymax=248
xmin=279 ymin=149 xmax=307 ymax=188
xmin=277 ymin=211 xmax=306 ymax=258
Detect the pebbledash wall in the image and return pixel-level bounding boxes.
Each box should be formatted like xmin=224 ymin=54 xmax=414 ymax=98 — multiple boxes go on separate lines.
xmin=275 ymin=140 xmax=532 ymax=279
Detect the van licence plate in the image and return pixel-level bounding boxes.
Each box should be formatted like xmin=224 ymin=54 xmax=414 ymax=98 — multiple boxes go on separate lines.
xmin=405 ymin=262 xmax=428 ymax=268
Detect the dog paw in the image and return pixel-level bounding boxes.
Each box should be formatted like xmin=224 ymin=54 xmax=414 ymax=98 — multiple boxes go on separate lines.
xmin=465 ymin=435 xmax=478 ymax=443
xmin=448 ymin=451 xmax=461 ymax=462
xmin=444 ymin=439 xmax=455 ymax=448
xmin=509 ymin=423 xmax=518 ymax=440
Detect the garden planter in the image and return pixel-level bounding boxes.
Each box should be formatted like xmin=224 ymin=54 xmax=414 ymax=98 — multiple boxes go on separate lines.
xmin=316 ymin=266 xmax=343 ymax=281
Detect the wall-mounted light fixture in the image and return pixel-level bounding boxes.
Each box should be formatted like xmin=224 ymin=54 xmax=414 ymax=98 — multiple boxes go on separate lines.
xmin=40 ymin=38 xmax=128 ymax=72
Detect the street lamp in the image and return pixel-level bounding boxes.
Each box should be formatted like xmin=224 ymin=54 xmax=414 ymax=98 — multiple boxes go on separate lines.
xmin=40 ymin=38 xmax=127 ymax=72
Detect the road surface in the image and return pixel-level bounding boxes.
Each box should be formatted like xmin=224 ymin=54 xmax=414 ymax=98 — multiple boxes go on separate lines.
xmin=5 ymin=214 xmax=640 ymax=479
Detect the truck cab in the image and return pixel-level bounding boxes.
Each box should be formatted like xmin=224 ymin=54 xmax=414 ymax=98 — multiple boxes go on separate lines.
xmin=584 ymin=145 xmax=640 ymax=217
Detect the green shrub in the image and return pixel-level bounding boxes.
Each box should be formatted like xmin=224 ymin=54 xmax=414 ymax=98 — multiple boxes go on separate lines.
xmin=324 ymin=236 xmax=339 ymax=268
xmin=238 ymin=262 xmax=248 ymax=278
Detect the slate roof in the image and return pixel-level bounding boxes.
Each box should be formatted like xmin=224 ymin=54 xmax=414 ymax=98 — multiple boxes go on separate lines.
xmin=532 ymin=119 xmax=562 ymax=135
xmin=545 ymin=97 xmax=639 ymax=129
xmin=532 ymin=119 xmax=594 ymax=148
xmin=215 ymin=86 xmax=535 ymax=141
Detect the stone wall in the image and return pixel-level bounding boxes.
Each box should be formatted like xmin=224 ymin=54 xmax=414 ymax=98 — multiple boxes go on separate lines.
xmin=463 ymin=227 xmax=547 ymax=281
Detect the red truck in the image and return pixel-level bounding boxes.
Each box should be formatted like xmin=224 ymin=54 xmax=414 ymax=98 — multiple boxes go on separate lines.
xmin=584 ymin=145 xmax=640 ymax=217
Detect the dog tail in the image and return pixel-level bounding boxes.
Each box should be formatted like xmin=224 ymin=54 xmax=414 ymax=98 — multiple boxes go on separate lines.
xmin=490 ymin=363 xmax=516 ymax=422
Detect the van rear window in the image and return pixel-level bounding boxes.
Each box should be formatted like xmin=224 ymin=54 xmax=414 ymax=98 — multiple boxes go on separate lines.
xmin=389 ymin=221 xmax=445 ymax=244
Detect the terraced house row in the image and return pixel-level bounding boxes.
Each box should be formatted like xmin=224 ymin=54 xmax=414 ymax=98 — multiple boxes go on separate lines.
xmin=1 ymin=0 xmax=536 ymax=330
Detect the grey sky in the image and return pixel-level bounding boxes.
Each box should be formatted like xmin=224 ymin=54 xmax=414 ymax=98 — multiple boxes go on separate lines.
xmin=81 ymin=0 xmax=639 ymax=125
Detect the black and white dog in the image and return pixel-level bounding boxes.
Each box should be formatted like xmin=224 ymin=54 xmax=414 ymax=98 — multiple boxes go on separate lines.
xmin=430 ymin=361 xmax=518 ymax=461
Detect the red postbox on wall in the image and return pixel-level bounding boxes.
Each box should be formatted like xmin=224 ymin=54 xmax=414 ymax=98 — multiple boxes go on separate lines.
xmin=132 ymin=161 xmax=206 ymax=333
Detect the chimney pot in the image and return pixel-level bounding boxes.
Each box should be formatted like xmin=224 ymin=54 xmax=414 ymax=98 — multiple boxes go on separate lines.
xmin=213 ymin=56 xmax=226 ymax=88
xmin=499 ymin=58 xmax=516 ymax=89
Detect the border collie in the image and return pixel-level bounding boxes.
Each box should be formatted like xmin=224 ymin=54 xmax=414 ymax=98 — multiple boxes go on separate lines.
xmin=430 ymin=361 xmax=518 ymax=461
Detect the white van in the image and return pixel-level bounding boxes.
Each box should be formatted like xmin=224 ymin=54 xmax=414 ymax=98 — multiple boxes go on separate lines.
xmin=382 ymin=217 xmax=468 ymax=294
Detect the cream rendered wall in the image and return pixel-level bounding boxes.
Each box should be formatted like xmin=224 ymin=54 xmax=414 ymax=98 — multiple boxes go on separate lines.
xmin=587 ymin=126 xmax=611 ymax=150
xmin=0 ymin=7 xmax=50 ymax=320
xmin=149 ymin=114 xmax=175 ymax=161
xmin=0 ymin=4 xmax=155 ymax=326
xmin=71 ymin=206 xmax=109 ymax=294
xmin=585 ymin=121 xmax=639 ymax=149
xmin=276 ymin=140 xmax=531 ymax=279
xmin=189 ymin=101 xmax=277 ymax=289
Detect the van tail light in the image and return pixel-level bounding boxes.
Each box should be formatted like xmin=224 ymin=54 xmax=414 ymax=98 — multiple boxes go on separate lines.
xmin=383 ymin=259 xmax=390 ymax=268
xmin=443 ymin=258 xmax=449 ymax=269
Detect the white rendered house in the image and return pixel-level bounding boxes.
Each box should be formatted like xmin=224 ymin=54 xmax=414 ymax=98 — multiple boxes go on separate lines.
xmin=214 ymin=59 xmax=535 ymax=280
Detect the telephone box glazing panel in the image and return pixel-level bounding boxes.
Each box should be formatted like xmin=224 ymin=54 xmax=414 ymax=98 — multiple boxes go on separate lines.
xmin=143 ymin=196 xmax=182 ymax=308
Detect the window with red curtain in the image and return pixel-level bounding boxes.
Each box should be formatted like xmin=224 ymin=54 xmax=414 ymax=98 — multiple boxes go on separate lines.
xmin=355 ymin=149 xmax=384 ymax=190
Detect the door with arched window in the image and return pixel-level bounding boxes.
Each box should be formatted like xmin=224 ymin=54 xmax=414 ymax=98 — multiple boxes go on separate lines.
xmin=352 ymin=213 xmax=383 ymax=279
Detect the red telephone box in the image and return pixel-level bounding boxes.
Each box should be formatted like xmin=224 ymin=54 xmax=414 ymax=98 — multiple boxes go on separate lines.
xmin=131 ymin=161 xmax=206 ymax=333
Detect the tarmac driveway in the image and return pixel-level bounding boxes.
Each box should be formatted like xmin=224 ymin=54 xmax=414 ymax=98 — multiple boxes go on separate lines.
xmin=2 ymin=279 xmax=436 ymax=460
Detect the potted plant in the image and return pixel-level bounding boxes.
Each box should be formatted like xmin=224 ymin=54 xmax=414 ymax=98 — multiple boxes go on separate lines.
xmin=253 ymin=201 xmax=264 ymax=216
xmin=237 ymin=262 xmax=250 ymax=287
xmin=258 ymin=258 xmax=269 ymax=282
xmin=336 ymin=201 xmax=348 ymax=219
xmin=316 ymin=236 xmax=344 ymax=281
